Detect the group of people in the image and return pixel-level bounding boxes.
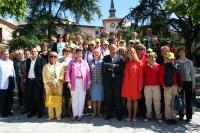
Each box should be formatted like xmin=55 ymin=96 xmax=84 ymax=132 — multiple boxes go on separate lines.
xmin=0 ymin=27 xmax=196 ymax=125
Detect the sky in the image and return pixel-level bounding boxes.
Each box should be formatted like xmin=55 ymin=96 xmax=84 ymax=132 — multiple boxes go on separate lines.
xmin=79 ymin=0 xmax=140 ymax=26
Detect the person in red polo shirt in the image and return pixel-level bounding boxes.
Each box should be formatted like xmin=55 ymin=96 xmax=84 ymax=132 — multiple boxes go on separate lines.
xmin=143 ymin=52 xmax=162 ymax=123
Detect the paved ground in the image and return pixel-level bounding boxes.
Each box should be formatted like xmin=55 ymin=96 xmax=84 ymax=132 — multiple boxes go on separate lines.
xmin=0 ymin=112 xmax=200 ymax=133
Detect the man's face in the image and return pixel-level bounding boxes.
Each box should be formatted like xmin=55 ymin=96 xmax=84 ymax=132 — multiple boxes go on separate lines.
xmin=31 ymin=48 xmax=38 ymax=59
xmin=109 ymin=45 xmax=117 ymax=55
xmin=161 ymin=48 xmax=169 ymax=57
xmin=147 ymin=28 xmax=152 ymax=36
xmin=2 ymin=51 xmax=9 ymax=60
xmin=18 ymin=50 xmax=24 ymax=59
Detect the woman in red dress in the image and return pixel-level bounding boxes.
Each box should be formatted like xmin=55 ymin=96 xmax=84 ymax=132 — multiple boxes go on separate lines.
xmin=121 ymin=48 xmax=143 ymax=121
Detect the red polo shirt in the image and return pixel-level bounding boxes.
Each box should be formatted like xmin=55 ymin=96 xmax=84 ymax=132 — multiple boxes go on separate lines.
xmin=143 ymin=63 xmax=160 ymax=86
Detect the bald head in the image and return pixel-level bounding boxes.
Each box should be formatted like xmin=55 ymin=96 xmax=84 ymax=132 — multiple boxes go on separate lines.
xmin=109 ymin=44 xmax=117 ymax=56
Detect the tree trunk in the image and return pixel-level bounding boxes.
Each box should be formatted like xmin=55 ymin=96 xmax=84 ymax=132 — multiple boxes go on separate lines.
xmin=48 ymin=0 xmax=52 ymax=39
xmin=185 ymin=36 xmax=192 ymax=59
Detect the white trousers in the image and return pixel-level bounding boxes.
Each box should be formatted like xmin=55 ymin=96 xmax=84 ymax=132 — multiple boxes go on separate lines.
xmin=71 ymin=79 xmax=86 ymax=117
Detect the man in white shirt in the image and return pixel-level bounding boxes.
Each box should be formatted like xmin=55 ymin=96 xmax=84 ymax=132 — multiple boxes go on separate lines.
xmin=26 ymin=47 xmax=46 ymax=118
xmin=0 ymin=49 xmax=16 ymax=117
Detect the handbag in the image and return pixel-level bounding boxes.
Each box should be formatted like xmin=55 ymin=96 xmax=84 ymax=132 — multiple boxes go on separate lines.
xmin=191 ymin=90 xmax=199 ymax=108
xmin=45 ymin=89 xmax=62 ymax=108
xmin=174 ymin=93 xmax=184 ymax=111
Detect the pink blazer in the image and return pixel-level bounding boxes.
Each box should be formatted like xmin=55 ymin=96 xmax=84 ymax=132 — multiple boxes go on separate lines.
xmin=65 ymin=59 xmax=91 ymax=91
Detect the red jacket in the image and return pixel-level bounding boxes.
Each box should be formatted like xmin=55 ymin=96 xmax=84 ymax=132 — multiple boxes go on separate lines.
xmin=144 ymin=63 xmax=160 ymax=86
xmin=159 ymin=64 xmax=177 ymax=87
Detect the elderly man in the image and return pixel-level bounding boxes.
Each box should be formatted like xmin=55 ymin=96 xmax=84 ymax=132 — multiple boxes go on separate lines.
xmin=13 ymin=49 xmax=28 ymax=113
xmin=103 ymin=44 xmax=124 ymax=120
xmin=0 ymin=49 xmax=16 ymax=117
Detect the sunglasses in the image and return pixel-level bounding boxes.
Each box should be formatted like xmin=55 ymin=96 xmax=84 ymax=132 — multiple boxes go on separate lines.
xmin=136 ymin=48 xmax=145 ymax=51
xmin=50 ymin=55 xmax=57 ymax=58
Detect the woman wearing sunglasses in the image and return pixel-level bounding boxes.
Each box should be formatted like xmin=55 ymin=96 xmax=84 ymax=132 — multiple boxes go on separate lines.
xmin=42 ymin=51 xmax=64 ymax=120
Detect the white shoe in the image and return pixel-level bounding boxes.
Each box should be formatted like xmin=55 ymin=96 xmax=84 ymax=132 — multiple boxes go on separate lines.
xmin=144 ymin=118 xmax=148 ymax=122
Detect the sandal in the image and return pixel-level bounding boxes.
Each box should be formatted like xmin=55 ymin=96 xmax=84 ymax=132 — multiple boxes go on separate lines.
xmin=77 ymin=116 xmax=82 ymax=121
xmin=71 ymin=116 xmax=77 ymax=121
xmin=91 ymin=113 xmax=97 ymax=118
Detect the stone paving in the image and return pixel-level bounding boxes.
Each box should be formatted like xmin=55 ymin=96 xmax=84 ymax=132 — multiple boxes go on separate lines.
xmin=0 ymin=112 xmax=200 ymax=133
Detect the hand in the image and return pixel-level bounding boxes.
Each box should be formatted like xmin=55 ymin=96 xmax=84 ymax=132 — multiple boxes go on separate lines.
xmin=67 ymin=82 xmax=71 ymax=90
xmin=163 ymin=86 xmax=169 ymax=90
xmin=178 ymin=87 xmax=182 ymax=92
xmin=87 ymin=81 xmax=91 ymax=89
xmin=114 ymin=64 xmax=119 ymax=67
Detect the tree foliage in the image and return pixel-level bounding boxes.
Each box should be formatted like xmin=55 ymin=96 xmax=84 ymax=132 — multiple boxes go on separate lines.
xmin=10 ymin=0 xmax=102 ymax=50
xmin=0 ymin=0 xmax=27 ymax=19
xmin=122 ymin=0 xmax=200 ymax=58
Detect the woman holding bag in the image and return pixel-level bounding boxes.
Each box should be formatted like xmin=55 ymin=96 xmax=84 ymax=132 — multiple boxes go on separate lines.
xmin=43 ymin=51 xmax=64 ymax=120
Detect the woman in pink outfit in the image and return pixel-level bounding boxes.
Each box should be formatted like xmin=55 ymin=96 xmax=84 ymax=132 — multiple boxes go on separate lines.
xmin=65 ymin=48 xmax=91 ymax=121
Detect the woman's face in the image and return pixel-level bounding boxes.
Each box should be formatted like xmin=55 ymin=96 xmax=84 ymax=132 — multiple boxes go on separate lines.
xmin=58 ymin=37 xmax=63 ymax=42
xmin=179 ymin=50 xmax=186 ymax=58
xmin=63 ymin=50 xmax=70 ymax=57
xmin=49 ymin=53 xmax=58 ymax=64
xmin=136 ymin=47 xmax=145 ymax=58
xmin=83 ymin=43 xmax=89 ymax=50
xmin=93 ymin=51 xmax=101 ymax=60
xmin=76 ymin=51 xmax=83 ymax=59
xmin=89 ymin=45 xmax=96 ymax=51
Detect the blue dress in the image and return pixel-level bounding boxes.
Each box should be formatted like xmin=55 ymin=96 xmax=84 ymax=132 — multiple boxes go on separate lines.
xmin=89 ymin=60 xmax=104 ymax=101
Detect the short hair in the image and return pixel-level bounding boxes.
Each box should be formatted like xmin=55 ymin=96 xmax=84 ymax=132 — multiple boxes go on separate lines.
xmin=75 ymin=48 xmax=83 ymax=53
xmin=62 ymin=47 xmax=71 ymax=54
xmin=161 ymin=46 xmax=170 ymax=51
xmin=178 ymin=46 xmax=186 ymax=53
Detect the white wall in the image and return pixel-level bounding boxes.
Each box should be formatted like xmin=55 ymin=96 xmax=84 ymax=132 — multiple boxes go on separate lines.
xmin=0 ymin=23 xmax=15 ymax=44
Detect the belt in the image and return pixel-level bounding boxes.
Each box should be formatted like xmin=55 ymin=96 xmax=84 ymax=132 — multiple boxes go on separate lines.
xmin=75 ymin=76 xmax=83 ymax=79
xmin=28 ymin=78 xmax=36 ymax=80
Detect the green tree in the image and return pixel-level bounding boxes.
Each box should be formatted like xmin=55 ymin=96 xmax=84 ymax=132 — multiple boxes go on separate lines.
xmin=0 ymin=0 xmax=27 ymax=19
xmin=165 ymin=0 xmax=200 ymax=57
xmin=121 ymin=0 xmax=170 ymax=37
xmin=122 ymin=0 xmax=200 ymax=58
xmin=10 ymin=0 xmax=102 ymax=50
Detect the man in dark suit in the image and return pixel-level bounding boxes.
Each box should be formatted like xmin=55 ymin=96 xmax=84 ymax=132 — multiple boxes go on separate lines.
xmin=103 ymin=44 xmax=124 ymax=120
xmin=13 ymin=49 xmax=28 ymax=113
xmin=26 ymin=47 xmax=46 ymax=118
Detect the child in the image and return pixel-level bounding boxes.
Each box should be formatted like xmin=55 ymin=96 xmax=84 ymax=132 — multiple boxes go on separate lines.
xmin=159 ymin=52 xmax=178 ymax=124
xmin=143 ymin=52 xmax=162 ymax=122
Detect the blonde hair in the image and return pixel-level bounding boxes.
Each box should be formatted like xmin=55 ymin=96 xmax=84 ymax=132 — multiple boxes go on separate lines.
xmin=92 ymin=48 xmax=102 ymax=60
xmin=127 ymin=47 xmax=139 ymax=61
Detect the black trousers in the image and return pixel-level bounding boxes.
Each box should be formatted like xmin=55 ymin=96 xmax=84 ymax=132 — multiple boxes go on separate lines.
xmin=0 ymin=86 xmax=14 ymax=116
xmin=138 ymin=87 xmax=146 ymax=118
xmin=104 ymin=77 xmax=122 ymax=117
xmin=27 ymin=79 xmax=43 ymax=116
xmin=179 ymin=81 xmax=193 ymax=120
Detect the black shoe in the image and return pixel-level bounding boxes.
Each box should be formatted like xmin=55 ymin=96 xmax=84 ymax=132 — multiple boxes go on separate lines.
xmin=166 ymin=119 xmax=172 ymax=125
xmin=8 ymin=112 xmax=14 ymax=116
xmin=27 ymin=113 xmax=35 ymax=118
xmin=21 ymin=110 xmax=28 ymax=114
xmin=179 ymin=117 xmax=183 ymax=121
xmin=116 ymin=116 xmax=122 ymax=121
xmin=2 ymin=114 xmax=8 ymax=118
xmin=185 ymin=119 xmax=191 ymax=123
xmin=171 ymin=119 xmax=177 ymax=124
xmin=37 ymin=114 xmax=43 ymax=118
xmin=105 ymin=115 xmax=113 ymax=120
